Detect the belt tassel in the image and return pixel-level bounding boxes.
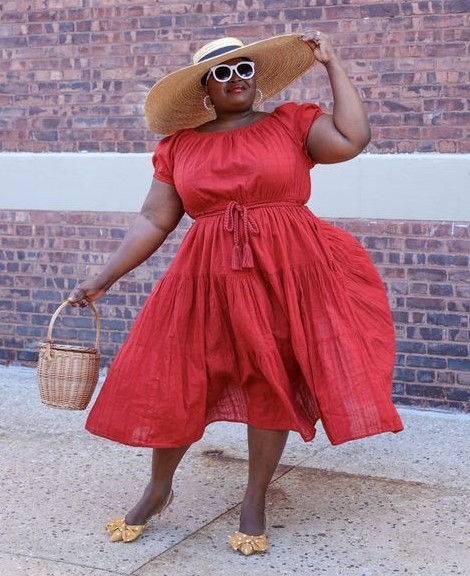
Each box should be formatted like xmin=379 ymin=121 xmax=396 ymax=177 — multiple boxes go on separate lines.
xmin=224 ymin=201 xmax=259 ymax=270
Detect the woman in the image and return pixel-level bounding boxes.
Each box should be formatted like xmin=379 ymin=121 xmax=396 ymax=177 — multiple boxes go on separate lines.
xmin=68 ymin=31 xmax=403 ymax=556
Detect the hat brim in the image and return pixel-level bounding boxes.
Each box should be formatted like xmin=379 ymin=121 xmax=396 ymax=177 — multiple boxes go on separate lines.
xmin=144 ymin=33 xmax=317 ymax=135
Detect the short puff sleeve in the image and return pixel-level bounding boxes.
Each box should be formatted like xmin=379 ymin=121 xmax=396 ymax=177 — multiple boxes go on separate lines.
xmin=152 ymin=134 xmax=177 ymax=185
xmin=272 ymin=102 xmax=323 ymax=168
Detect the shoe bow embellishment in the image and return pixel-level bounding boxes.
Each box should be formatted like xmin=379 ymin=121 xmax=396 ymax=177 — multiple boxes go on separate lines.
xmin=228 ymin=531 xmax=268 ymax=555
xmin=106 ymin=517 xmax=147 ymax=542
xmin=105 ymin=489 xmax=174 ymax=543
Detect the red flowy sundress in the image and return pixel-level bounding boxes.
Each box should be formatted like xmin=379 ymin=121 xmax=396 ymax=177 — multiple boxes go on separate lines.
xmin=85 ymin=102 xmax=404 ymax=447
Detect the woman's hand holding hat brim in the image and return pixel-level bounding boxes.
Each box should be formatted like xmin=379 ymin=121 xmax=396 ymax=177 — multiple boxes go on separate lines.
xmin=301 ymin=31 xmax=336 ymax=66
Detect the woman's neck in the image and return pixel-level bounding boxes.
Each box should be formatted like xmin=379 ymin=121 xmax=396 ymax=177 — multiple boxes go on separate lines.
xmin=197 ymin=109 xmax=265 ymax=133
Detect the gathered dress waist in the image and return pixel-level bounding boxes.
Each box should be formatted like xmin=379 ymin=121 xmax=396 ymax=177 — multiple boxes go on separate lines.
xmin=195 ymin=200 xmax=305 ymax=270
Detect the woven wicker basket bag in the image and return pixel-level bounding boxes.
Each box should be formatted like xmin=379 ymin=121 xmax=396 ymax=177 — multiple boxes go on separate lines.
xmin=37 ymin=300 xmax=101 ymax=410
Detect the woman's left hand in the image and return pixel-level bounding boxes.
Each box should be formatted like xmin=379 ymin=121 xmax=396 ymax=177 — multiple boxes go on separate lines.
xmin=302 ymin=30 xmax=336 ymax=66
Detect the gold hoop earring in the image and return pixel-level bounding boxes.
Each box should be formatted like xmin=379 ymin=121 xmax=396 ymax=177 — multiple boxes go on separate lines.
xmin=203 ymin=95 xmax=214 ymax=111
xmin=253 ymin=88 xmax=264 ymax=109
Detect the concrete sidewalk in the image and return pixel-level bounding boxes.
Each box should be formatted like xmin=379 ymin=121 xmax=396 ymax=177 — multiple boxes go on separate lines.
xmin=1 ymin=365 xmax=469 ymax=576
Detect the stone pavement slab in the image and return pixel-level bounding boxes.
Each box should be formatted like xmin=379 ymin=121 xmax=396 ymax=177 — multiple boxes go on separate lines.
xmin=0 ymin=553 xmax=122 ymax=576
xmin=308 ymin=409 xmax=470 ymax=490
xmin=1 ymin=365 xmax=469 ymax=576
xmin=136 ymin=468 xmax=469 ymax=576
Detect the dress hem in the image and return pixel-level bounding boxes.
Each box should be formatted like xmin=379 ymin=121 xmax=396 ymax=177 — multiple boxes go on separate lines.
xmin=85 ymin=416 xmax=404 ymax=449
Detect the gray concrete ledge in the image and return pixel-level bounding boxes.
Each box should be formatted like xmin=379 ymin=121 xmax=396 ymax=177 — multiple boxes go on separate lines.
xmin=1 ymin=153 xmax=469 ymax=221
xmin=1 ymin=365 xmax=469 ymax=576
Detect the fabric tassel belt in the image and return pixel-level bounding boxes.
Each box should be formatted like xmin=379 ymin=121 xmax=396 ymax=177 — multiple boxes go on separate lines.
xmin=196 ymin=200 xmax=302 ymax=270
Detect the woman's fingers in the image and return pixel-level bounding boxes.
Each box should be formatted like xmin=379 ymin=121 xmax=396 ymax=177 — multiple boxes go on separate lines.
xmin=302 ymin=29 xmax=322 ymax=42
xmin=67 ymin=279 xmax=104 ymax=306
xmin=67 ymin=287 xmax=87 ymax=306
xmin=302 ymin=30 xmax=334 ymax=64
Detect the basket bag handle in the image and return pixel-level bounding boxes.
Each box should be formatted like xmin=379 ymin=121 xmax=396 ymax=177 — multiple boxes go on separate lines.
xmin=43 ymin=300 xmax=101 ymax=357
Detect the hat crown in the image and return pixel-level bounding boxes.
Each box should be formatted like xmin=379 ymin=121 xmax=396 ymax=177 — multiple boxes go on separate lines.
xmin=193 ymin=37 xmax=245 ymax=64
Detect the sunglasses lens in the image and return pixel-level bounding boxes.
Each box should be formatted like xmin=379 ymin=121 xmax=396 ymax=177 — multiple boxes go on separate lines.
xmin=211 ymin=62 xmax=255 ymax=82
xmin=236 ymin=62 xmax=254 ymax=78
xmin=213 ymin=65 xmax=232 ymax=82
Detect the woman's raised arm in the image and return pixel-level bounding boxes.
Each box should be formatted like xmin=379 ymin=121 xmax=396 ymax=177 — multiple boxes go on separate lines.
xmin=303 ymin=31 xmax=371 ymax=164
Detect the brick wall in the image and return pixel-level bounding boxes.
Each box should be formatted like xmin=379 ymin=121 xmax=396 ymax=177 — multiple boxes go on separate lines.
xmin=1 ymin=0 xmax=469 ymax=153
xmin=1 ymin=210 xmax=468 ymax=412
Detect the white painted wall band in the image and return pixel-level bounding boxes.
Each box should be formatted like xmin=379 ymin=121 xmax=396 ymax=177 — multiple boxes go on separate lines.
xmin=1 ymin=153 xmax=469 ymax=221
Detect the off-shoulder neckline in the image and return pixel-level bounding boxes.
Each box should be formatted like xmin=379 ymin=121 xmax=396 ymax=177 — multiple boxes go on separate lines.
xmin=189 ymin=111 xmax=273 ymax=135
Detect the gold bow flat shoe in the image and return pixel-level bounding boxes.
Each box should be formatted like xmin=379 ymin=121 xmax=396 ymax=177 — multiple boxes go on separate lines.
xmin=228 ymin=530 xmax=268 ymax=556
xmin=106 ymin=489 xmax=174 ymax=543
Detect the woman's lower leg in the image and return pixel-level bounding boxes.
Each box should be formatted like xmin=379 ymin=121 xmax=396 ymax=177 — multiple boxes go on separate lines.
xmin=239 ymin=427 xmax=289 ymax=535
xmin=125 ymin=444 xmax=190 ymax=525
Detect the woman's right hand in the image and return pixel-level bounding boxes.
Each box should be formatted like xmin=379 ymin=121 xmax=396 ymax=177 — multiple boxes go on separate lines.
xmin=67 ymin=277 xmax=108 ymax=308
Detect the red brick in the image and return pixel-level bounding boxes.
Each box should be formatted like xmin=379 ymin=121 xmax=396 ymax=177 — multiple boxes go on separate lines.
xmin=409 ymin=283 xmax=428 ymax=295
xmin=401 ymin=1 xmax=443 ymax=15
xmin=443 ymin=0 xmax=470 ymax=12
xmin=407 ymin=297 xmax=446 ymax=311
xmin=407 ymin=268 xmax=447 ymax=282
xmin=448 ymin=301 xmax=470 ymax=313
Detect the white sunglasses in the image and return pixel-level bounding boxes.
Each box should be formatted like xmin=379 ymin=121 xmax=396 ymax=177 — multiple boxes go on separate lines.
xmin=206 ymin=61 xmax=255 ymax=83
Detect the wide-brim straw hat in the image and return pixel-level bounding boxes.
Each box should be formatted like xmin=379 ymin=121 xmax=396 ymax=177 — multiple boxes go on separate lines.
xmin=145 ymin=33 xmax=317 ymax=135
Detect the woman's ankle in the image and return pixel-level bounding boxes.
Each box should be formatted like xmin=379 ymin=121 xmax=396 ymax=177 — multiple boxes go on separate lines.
xmin=124 ymin=483 xmax=172 ymax=525
xmin=239 ymin=494 xmax=266 ymax=535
